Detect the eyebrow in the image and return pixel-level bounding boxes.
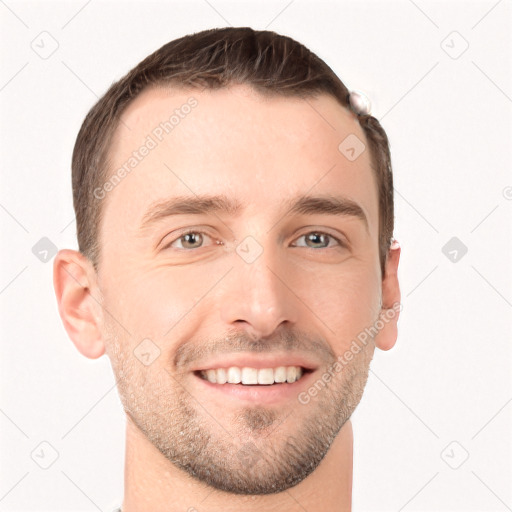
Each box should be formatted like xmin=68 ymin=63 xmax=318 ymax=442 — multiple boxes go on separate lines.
xmin=139 ymin=193 xmax=369 ymax=233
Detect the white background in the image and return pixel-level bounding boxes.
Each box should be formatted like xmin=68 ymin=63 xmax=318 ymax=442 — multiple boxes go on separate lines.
xmin=1 ymin=0 xmax=511 ymax=510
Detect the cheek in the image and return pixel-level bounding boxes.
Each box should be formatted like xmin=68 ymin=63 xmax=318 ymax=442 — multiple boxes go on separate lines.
xmin=304 ymin=263 xmax=381 ymax=352
xmin=103 ymin=263 xmax=218 ymax=342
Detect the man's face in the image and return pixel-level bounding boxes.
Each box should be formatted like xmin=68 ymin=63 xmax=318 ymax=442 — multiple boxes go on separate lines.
xmin=97 ymin=84 xmax=382 ymax=494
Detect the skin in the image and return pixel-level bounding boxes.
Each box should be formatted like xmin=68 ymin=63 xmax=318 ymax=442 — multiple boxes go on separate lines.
xmin=53 ymin=84 xmax=401 ymax=512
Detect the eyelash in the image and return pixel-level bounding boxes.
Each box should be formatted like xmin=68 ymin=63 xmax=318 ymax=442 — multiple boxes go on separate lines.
xmin=162 ymin=229 xmax=346 ymax=250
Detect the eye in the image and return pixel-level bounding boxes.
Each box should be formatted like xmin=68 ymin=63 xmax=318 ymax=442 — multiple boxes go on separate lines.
xmin=292 ymin=231 xmax=344 ymax=249
xmin=164 ymin=230 xmax=215 ymax=250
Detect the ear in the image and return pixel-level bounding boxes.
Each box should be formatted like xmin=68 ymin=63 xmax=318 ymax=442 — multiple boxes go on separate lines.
xmin=374 ymin=240 xmax=401 ymax=351
xmin=53 ymin=249 xmax=105 ymax=359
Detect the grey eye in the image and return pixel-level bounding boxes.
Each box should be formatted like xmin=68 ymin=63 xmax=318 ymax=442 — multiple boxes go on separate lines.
xmin=294 ymin=232 xmax=340 ymax=249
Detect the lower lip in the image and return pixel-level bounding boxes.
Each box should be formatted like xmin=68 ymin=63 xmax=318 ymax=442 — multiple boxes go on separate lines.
xmin=193 ymin=370 xmax=315 ymax=405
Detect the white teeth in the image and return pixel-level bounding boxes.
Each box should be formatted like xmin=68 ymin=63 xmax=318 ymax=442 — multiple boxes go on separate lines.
xmin=286 ymin=366 xmax=297 ymax=383
xmin=227 ymin=367 xmax=241 ymax=384
xmin=241 ymin=367 xmax=258 ymax=385
xmin=258 ymin=368 xmax=274 ymax=385
xmin=216 ymin=367 xmax=227 ymax=384
xmin=274 ymin=366 xmax=287 ymax=383
xmin=200 ymin=365 xmax=306 ymax=385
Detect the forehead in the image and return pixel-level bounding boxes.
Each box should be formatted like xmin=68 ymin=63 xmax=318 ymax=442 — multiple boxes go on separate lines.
xmin=101 ymin=84 xmax=378 ymax=241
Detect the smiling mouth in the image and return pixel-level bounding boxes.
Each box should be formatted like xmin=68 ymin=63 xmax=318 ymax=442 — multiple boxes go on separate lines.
xmin=194 ymin=366 xmax=313 ymax=386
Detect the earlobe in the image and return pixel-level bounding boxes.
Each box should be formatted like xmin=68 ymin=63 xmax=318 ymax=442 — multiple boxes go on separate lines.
xmin=53 ymin=249 xmax=105 ymax=359
xmin=374 ymin=240 xmax=401 ymax=351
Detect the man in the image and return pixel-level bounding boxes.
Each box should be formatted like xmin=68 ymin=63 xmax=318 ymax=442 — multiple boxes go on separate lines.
xmin=53 ymin=27 xmax=401 ymax=512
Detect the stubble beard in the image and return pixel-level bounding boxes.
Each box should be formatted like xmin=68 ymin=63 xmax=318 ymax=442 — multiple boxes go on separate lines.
xmin=104 ymin=326 xmax=374 ymax=495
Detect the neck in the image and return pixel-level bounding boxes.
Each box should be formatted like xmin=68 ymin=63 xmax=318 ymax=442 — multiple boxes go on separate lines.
xmin=120 ymin=417 xmax=353 ymax=512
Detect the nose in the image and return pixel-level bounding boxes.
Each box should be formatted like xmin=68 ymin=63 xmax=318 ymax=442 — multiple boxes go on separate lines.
xmin=219 ymin=247 xmax=300 ymax=339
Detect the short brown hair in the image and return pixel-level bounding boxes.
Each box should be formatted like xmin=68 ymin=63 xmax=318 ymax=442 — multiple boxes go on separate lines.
xmin=72 ymin=27 xmax=394 ymax=277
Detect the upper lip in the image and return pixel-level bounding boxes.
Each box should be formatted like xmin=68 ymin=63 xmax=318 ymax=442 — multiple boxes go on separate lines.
xmin=191 ymin=353 xmax=320 ymax=372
